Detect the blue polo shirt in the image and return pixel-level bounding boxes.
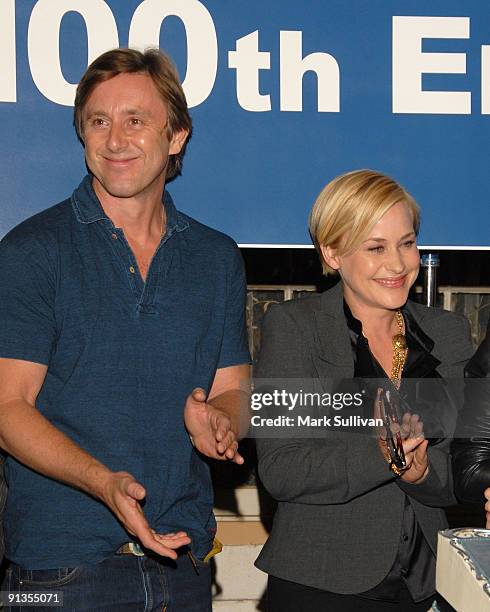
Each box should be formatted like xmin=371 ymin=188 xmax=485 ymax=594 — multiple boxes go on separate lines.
xmin=0 ymin=175 xmax=250 ymax=569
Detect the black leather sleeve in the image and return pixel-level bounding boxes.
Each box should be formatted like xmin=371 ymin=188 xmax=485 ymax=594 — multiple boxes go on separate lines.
xmin=452 ymin=320 xmax=490 ymax=503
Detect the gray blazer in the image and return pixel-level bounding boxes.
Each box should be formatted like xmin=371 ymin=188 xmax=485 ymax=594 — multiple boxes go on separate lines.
xmin=254 ymin=283 xmax=473 ymax=594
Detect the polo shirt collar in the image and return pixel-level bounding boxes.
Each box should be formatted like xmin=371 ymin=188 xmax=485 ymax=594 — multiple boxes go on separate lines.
xmin=71 ymin=174 xmax=189 ymax=233
xmin=163 ymin=190 xmax=189 ymax=234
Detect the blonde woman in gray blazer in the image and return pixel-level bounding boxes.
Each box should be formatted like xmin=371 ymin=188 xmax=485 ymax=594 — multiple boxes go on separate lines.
xmin=255 ymin=170 xmax=473 ymax=611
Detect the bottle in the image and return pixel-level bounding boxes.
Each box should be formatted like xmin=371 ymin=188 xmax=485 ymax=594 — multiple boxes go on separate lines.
xmin=420 ymin=253 xmax=439 ymax=307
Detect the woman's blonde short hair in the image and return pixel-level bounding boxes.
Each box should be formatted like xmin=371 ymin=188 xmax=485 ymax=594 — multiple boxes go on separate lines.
xmin=309 ymin=169 xmax=420 ymax=275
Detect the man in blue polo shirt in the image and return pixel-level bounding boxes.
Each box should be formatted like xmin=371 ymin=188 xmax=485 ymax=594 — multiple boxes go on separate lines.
xmin=0 ymin=48 xmax=250 ymax=611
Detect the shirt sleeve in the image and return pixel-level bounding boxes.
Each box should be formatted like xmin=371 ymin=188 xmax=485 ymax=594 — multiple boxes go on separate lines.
xmin=0 ymin=233 xmax=57 ymax=366
xmin=216 ymin=244 xmax=251 ymax=369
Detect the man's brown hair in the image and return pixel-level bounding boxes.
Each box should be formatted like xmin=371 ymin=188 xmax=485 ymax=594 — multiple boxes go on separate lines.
xmin=74 ymin=47 xmax=192 ymax=180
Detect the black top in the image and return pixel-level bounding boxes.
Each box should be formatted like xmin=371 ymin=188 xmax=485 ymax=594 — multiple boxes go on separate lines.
xmin=343 ymin=301 xmax=440 ymax=603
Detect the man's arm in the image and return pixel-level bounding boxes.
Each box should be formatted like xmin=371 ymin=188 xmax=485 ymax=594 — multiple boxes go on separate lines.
xmin=184 ymin=364 xmax=251 ymax=464
xmin=0 ymin=357 xmax=190 ymax=557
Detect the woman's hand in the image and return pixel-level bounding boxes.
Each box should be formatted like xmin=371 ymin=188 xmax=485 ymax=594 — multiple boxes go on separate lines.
xmin=398 ymin=412 xmax=429 ymax=483
xmin=400 ymin=435 xmax=429 ymax=484
xmin=376 ymin=413 xmax=429 ymax=483
xmin=374 ymin=390 xmax=429 ymax=483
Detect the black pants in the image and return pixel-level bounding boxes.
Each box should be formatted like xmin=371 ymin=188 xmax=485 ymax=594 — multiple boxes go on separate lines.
xmin=267 ymin=575 xmax=450 ymax=612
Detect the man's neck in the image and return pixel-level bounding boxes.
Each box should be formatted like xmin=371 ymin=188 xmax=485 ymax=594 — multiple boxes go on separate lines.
xmin=93 ymin=178 xmax=166 ymax=244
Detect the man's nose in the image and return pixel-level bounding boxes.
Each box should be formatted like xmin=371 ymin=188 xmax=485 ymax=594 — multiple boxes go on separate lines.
xmin=106 ymin=122 xmax=128 ymax=152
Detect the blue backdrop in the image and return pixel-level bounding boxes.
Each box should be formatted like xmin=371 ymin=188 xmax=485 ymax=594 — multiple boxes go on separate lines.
xmin=0 ymin=0 xmax=488 ymax=247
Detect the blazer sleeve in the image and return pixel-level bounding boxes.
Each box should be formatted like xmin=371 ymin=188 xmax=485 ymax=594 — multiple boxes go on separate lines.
xmin=255 ymin=303 xmax=397 ymax=505
xmin=452 ymin=321 xmax=490 ymax=503
xmin=397 ymin=312 xmax=474 ymax=506
xmin=397 ymin=445 xmax=456 ymax=506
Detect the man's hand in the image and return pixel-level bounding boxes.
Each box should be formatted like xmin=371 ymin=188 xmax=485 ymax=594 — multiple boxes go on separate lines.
xmin=100 ymin=471 xmax=190 ymax=559
xmin=184 ymin=387 xmax=244 ymax=464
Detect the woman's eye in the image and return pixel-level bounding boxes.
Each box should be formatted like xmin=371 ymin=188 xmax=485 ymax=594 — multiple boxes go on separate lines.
xmin=368 ymin=246 xmax=384 ymax=253
xmin=402 ymin=240 xmax=416 ymax=248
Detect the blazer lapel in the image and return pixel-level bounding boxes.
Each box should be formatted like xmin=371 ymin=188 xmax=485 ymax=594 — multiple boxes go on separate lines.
xmin=312 ymin=283 xmax=354 ymax=381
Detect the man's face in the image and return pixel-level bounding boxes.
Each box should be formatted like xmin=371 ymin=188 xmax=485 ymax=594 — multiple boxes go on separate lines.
xmin=82 ymin=72 xmax=187 ymax=202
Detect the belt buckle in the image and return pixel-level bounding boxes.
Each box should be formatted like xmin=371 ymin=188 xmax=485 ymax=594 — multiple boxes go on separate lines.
xmin=128 ymin=542 xmax=144 ymax=556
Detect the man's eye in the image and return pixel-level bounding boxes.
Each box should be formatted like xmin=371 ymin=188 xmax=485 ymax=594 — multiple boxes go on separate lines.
xmin=92 ymin=118 xmax=107 ymax=127
xmin=129 ymin=118 xmax=143 ymax=126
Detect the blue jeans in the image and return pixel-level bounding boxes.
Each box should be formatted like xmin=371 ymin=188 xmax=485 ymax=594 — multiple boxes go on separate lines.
xmin=2 ymin=551 xmax=212 ymax=611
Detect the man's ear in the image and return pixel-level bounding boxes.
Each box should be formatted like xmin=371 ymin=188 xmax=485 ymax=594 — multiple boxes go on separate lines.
xmin=169 ymin=128 xmax=189 ymax=155
xmin=319 ymin=244 xmax=341 ymax=271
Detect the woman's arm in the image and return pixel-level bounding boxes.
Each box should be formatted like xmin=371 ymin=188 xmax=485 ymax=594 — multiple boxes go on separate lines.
xmin=397 ymin=443 xmax=456 ymax=506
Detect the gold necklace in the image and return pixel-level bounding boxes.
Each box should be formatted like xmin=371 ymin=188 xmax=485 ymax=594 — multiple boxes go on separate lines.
xmin=390 ymin=310 xmax=407 ymax=389
xmin=361 ymin=310 xmax=407 ymax=386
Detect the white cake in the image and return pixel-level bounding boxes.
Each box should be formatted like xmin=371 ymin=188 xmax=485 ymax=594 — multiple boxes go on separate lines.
xmin=437 ymin=528 xmax=490 ymax=611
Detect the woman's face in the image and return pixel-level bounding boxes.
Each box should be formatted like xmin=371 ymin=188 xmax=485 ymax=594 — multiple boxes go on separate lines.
xmin=322 ymin=201 xmax=420 ymax=315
